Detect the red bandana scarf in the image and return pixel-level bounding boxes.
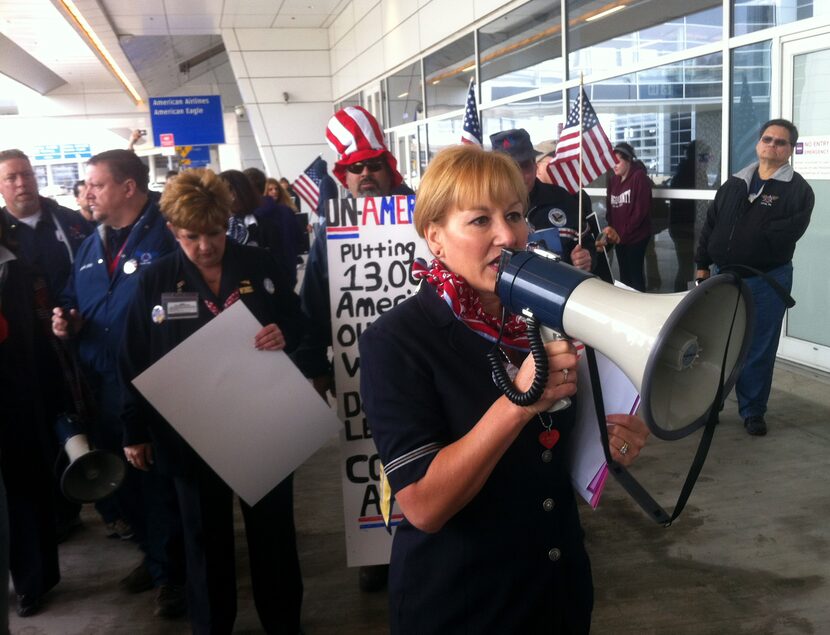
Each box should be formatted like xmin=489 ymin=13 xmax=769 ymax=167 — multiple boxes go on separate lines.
xmin=203 ymin=289 xmax=241 ymax=316
xmin=412 ymin=258 xmax=529 ymax=351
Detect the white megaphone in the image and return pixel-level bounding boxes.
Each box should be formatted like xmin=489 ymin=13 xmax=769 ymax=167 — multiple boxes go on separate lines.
xmin=495 ymin=248 xmax=752 ymax=440
xmin=55 ymin=414 xmax=127 ymax=503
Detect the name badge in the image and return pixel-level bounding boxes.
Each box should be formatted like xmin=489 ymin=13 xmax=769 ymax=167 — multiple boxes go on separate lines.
xmin=161 ymin=292 xmax=199 ymax=320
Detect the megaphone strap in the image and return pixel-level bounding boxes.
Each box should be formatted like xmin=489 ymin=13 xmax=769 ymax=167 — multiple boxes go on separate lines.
xmin=585 ymin=345 xmax=672 ymax=526
xmin=586 ymin=277 xmax=741 ymax=526
xmin=719 ymin=264 xmax=795 ymax=308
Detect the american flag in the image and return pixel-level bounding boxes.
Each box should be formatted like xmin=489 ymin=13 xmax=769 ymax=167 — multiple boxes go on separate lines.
xmin=461 ymin=79 xmax=482 ymax=146
xmin=548 ymin=89 xmax=616 ymax=194
xmin=293 ymin=156 xmax=327 ymax=211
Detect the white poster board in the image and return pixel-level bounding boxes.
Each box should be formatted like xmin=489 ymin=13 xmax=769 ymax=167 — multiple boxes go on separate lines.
xmin=132 ymin=300 xmax=341 ymax=506
xmin=326 ymin=195 xmax=431 ymax=567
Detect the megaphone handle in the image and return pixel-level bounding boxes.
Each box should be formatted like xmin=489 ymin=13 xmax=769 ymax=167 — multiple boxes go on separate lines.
xmin=487 ymin=315 xmax=549 ymax=407
xmin=540 ymin=326 xmax=572 ymax=413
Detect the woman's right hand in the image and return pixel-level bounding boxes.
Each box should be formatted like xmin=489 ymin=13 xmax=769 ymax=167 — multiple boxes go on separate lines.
xmin=512 ymin=339 xmax=578 ymax=416
xmin=124 ymin=443 xmax=154 ymax=471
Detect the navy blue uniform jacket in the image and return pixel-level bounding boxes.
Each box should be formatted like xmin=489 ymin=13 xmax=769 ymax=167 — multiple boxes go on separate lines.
xmin=527 ymin=179 xmax=598 ymax=269
xmin=359 ymin=283 xmax=593 ymax=634
xmin=2 ymin=197 xmax=92 ymax=298
xmin=62 ymin=199 xmax=176 ymax=380
xmin=119 ymin=241 xmax=304 ymax=477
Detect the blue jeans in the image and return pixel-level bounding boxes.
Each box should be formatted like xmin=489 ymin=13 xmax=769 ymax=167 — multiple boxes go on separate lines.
xmin=729 ymin=263 xmax=793 ymax=420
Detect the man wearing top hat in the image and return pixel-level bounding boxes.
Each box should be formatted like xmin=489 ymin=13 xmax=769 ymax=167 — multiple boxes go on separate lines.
xmin=293 ymin=106 xmax=413 ymax=593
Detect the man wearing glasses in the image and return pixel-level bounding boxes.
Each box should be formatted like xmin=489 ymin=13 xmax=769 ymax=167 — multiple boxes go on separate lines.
xmin=294 ymin=106 xmax=413 ymax=593
xmin=695 ymin=119 xmax=814 ymax=437
xmin=297 ymin=107 xmax=415 ymax=397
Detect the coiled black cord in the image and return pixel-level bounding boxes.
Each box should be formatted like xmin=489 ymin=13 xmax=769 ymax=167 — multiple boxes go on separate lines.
xmin=487 ymin=310 xmax=548 ymax=407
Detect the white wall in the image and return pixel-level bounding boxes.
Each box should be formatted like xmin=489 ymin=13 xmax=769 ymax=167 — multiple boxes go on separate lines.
xmin=222 ymin=27 xmax=335 ymax=182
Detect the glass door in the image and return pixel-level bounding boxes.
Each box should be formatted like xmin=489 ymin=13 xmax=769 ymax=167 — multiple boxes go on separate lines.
xmin=391 ymin=125 xmax=424 ymax=190
xmin=779 ymin=31 xmax=830 ymax=372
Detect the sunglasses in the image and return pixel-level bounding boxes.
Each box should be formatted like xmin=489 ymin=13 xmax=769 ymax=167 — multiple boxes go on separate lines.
xmin=760 ymin=135 xmax=791 ymax=148
xmin=345 ymin=159 xmax=385 ymax=174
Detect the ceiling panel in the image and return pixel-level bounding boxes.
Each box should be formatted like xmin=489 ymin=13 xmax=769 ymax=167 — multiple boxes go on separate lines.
xmin=1 ymin=0 xmax=349 ymax=117
xmin=223 ymin=0 xmax=286 ymax=14
xmin=272 ymin=14 xmax=330 ymax=27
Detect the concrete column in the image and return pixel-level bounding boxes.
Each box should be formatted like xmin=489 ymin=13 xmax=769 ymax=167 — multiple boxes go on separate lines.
xmin=222 ymin=27 xmax=334 ymax=182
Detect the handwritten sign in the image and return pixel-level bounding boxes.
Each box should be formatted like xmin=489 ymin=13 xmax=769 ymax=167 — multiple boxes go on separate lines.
xmin=326 ymin=195 xmax=431 ymax=566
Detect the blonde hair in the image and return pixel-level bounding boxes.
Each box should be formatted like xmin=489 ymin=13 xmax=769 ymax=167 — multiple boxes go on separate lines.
xmin=414 ymin=145 xmax=527 ymax=237
xmin=160 ymin=168 xmax=232 ymax=232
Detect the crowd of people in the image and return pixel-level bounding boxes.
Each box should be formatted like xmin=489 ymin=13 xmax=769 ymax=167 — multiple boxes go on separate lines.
xmin=0 ymin=110 xmax=813 ymax=634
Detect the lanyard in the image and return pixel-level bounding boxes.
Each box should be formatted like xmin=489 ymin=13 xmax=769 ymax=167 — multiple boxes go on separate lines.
xmin=106 ymin=239 xmax=129 ymax=277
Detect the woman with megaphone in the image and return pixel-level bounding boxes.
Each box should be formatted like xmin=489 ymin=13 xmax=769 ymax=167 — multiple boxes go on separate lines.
xmin=359 ymin=144 xmax=650 ymax=634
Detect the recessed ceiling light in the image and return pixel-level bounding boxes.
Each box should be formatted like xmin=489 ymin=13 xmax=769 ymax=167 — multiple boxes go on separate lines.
xmin=58 ymin=0 xmax=143 ymax=104
xmin=397 ymin=91 xmax=408 ymax=98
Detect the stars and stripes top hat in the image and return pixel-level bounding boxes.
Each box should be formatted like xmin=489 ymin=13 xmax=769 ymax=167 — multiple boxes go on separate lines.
xmin=326 ymin=106 xmax=403 ymax=188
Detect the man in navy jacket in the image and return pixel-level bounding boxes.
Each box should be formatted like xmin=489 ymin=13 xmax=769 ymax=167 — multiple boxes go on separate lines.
xmin=52 ymin=149 xmax=184 ymax=617
xmin=0 ymin=149 xmax=92 ymax=299
xmin=695 ymin=119 xmax=814 ymax=437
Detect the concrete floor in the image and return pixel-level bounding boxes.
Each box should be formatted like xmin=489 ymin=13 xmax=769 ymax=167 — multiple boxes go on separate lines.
xmin=8 ymin=358 xmax=830 ymax=634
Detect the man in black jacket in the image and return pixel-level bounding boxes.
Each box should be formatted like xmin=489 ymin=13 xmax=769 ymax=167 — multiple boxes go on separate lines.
xmin=489 ymin=129 xmax=595 ymax=273
xmin=695 ymin=119 xmax=814 ymax=436
xmin=0 ymin=149 xmax=94 ymax=559
xmin=294 ymin=106 xmax=414 ymax=593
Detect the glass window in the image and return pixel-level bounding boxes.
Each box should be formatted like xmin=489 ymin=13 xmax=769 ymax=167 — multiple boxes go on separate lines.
xmin=426 ymin=117 xmax=465 ymax=161
xmin=386 ymin=62 xmax=423 ymax=126
xmin=424 ymin=33 xmax=475 ymax=118
xmin=481 ymin=91 xmax=563 ymax=150
xmin=33 ymin=165 xmax=48 ymax=189
xmin=732 ymin=0 xmax=828 ymax=36
xmin=586 ymin=52 xmax=723 ymax=189
xmin=336 ymin=92 xmax=362 ymax=112
xmin=393 ymin=126 xmax=427 ymax=189
xmin=50 ymin=163 xmax=79 ymax=192
xmin=478 ymin=0 xmax=564 ymax=103
xmin=568 ymin=2 xmax=722 ymax=79
xmin=789 ymin=45 xmax=830 ymax=347
xmin=729 ymin=42 xmax=772 ymax=173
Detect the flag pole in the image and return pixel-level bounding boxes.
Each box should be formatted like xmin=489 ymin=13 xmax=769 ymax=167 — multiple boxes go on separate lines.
xmin=577 ymin=73 xmax=584 ymax=248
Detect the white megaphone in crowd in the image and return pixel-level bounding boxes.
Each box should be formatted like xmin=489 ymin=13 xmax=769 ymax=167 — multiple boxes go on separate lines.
xmin=55 ymin=414 xmax=127 ymax=503
xmin=495 ymin=248 xmax=753 ymax=440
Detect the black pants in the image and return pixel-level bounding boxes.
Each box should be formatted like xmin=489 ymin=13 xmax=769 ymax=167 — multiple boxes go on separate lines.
xmin=616 ymin=237 xmax=650 ymax=292
xmin=175 ymin=464 xmax=302 ymax=634
xmin=1 ymin=446 xmax=59 ymax=602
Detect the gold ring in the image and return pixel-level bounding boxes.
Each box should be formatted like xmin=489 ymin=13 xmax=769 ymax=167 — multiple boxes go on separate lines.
xmin=619 ymin=441 xmax=630 ymax=456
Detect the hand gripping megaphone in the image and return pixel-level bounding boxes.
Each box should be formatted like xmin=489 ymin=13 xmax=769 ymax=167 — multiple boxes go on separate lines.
xmin=495 ymin=248 xmax=752 ymax=441
xmin=55 ymin=414 xmax=127 ymax=503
